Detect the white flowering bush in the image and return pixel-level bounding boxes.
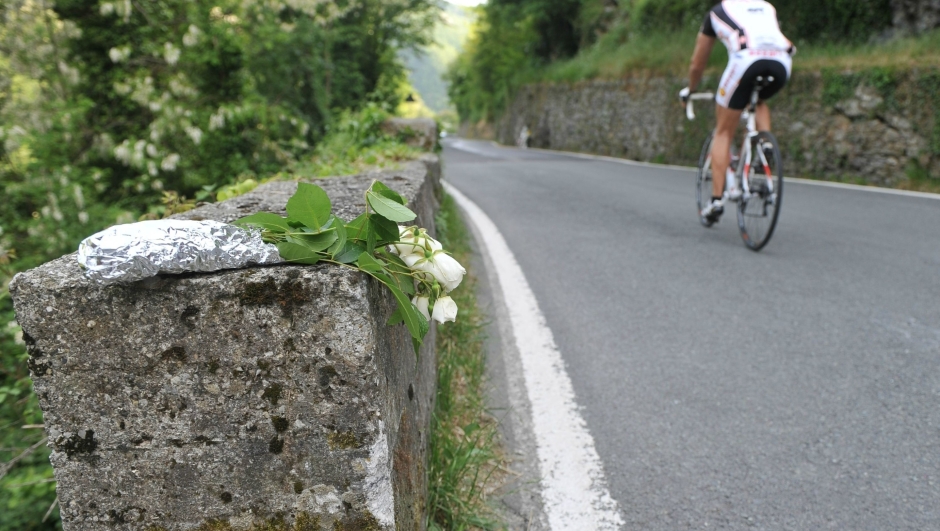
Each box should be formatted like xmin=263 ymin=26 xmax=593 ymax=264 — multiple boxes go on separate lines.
xmin=0 ymin=0 xmax=439 ymax=526
xmin=236 ymin=180 xmax=465 ymax=352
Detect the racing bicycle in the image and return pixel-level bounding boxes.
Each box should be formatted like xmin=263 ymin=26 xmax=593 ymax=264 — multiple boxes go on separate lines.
xmin=686 ymin=76 xmax=784 ymax=251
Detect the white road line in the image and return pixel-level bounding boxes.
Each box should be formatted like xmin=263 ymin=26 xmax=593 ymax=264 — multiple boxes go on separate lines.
xmin=444 ymin=181 xmax=625 ymax=531
xmin=466 ymin=140 xmax=940 ymax=201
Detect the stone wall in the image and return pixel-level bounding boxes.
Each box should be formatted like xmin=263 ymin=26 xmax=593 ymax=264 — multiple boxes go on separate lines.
xmin=891 ymin=0 xmax=940 ymax=35
xmin=496 ymin=68 xmax=940 ymax=185
xmin=9 ymin=155 xmax=442 ymax=531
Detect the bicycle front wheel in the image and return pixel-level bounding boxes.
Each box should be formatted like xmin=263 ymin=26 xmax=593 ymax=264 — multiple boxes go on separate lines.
xmin=696 ymin=131 xmax=715 ymax=227
xmin=737 ymin=131 xmax=783 ymax=251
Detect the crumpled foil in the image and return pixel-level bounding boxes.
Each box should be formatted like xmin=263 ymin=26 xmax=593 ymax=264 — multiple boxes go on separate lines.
xmin=77 ymin=219 xmax=281 ymax=285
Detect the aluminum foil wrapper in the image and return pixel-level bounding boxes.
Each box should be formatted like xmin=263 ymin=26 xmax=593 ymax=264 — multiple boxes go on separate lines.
xmin=77 ymin=220 xmax=281 ymax=285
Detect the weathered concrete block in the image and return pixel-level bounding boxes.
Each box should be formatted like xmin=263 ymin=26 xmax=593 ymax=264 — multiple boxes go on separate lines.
xmin=10 ymin=156 xmax=442 ymax=531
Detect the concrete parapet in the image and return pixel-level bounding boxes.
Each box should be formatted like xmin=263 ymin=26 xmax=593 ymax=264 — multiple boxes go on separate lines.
xmin=10 ymin=156 xmax=442 ymax=531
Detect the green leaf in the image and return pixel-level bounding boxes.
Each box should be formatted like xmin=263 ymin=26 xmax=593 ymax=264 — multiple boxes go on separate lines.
xmin=357 ymin=252 xmax=386 ymax=273
xmin=381 ymin=278 xmax=429 ymax=344
xmin=327 ymin=217 xmax=347 ymax=257
xmin=387 ymin=306 xmax=404 ymax=326
xmin=367 ymin=222 xmax=378 ymax=254
xmin=370 ymin=181 xmax=408 ymax=205
xmin=233 ymin=212 xmax=291 ymax=233
xmin=333 ymin=241 xmax=365 ymax=264
xmin=370 ymin=213 xmax=400 ymax=243
xmin=286 ymin=182 xmax=332 ymax=230
xmin=276 ymin=242 xmax=322 ymax=265
xmin=367 ymin=190 xmax=416 ymax=222
xmin=345 ymin=213 xmax=370 ymax=241
xmin=286 ymin=228 xmax=337 ymax=252
xmin=392 ymin=271 xmax=416 ymax=295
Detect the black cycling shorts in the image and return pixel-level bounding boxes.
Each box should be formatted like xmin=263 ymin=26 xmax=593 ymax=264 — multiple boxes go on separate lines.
xmin=725 ymin=59 xmax=788 ymax=110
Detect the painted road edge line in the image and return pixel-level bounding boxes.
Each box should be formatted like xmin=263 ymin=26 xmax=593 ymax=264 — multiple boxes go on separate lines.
xmin=443 ymin=181 xmax=625 ymax=530
xmin=478 ymin=140 xmax=940 ymax=201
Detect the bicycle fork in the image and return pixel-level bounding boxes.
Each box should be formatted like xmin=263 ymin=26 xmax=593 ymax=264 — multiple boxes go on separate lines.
xmin=734 ymin=131 xmax=775 ymax=204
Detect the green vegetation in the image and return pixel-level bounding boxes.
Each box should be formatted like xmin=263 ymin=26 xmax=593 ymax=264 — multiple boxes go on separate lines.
xmin=0 ymin=1 xmax=438 ymax=528
xmin=447 ymin=0 xmax=929 ymax=122
xmin=427 ymin=194 xmax=503 ymax=531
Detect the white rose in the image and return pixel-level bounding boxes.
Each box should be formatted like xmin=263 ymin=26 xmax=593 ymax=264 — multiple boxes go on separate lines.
xmin=412 ymin=295 xmax=430 ymax=321
xmin=391 ymin=226 xmax=442 ymax=257
xmin=431 ymin=296 xmax=458 ymax=324
xmin=428 ymin=251 xmax=465 ymax=293
xmin=402 ymin=250 xmax=466 ymax=293
xmin=402 ymin=253 xmax=435 ymax=282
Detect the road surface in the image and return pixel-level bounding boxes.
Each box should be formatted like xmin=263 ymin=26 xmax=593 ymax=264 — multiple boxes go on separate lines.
xmin=442 ymin=138 xmax=940 ymax=530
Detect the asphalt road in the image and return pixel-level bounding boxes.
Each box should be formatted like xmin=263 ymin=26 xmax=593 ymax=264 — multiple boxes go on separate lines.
xmin=442 ymin=138 xmax=940 ymax=530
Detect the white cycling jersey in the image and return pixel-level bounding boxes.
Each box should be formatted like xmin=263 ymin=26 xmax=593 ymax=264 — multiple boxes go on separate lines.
xmin=702 ymin=0 xmax=793 ymax=108
xmin=701 ymin=0 xmax=792 ymax=55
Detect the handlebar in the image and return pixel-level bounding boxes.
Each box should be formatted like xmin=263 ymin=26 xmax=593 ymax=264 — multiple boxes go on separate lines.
xmin=685 ymin=92 xmax=714 ymax=121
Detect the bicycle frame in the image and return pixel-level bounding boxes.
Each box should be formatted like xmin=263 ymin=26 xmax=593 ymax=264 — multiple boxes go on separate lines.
xmin=687 ymin=78 xmax=776 ymax=204
xmin=736 ymin=87 xmax=775 ymax=203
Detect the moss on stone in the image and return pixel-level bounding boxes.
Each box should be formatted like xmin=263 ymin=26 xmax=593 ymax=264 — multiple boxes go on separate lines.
xmin=195 ymin=520 xmax=234 ymax=531
xmin=169 ymin=513 xmax=321 ymax=531
xmin=269 ymin=435 xmax=284 ymax=454
xmin=326 ymin=431 xmax=359 ymax=450
xmin=294 ymin=513 xmax=320 ymax=531
xmin=271 ymin=416 xmax=289 ymax=433
xmin=332 ymin=511 xmax=380 ymax=531
xmin=262 ymin=383 xmax=283 ymax=405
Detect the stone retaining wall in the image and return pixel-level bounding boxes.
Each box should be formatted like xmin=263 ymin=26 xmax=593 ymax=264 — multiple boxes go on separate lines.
xmin=495 ymin=68 xmax=940 ymax=185
xmin=10 ymin=155 xmax=442 ymax=531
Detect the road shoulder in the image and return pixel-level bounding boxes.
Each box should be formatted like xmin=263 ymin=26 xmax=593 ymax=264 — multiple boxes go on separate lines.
xmin=455 ymin=185 xmax=550 ymax=531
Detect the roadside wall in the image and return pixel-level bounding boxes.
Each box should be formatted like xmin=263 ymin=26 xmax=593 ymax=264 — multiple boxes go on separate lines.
xmin=495 ymin=68 xmax=940 ymax=185
xmin=10 ymin=155 xmax=442 ymax=531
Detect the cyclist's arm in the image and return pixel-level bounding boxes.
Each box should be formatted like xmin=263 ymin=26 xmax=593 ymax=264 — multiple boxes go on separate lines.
xmin=688 ymin=33 xmax=715 ymax=92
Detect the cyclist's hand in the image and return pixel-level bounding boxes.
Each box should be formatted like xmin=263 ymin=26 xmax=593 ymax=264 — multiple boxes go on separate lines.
xmin=679 ymin=87 xmax=691 ymax=104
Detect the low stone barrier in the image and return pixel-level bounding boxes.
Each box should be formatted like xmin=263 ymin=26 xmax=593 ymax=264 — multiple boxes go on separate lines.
xmin=494 ymin=68 xmax=940 ymax=184
xmin=10 ymin=155 xmax=442 ymax=531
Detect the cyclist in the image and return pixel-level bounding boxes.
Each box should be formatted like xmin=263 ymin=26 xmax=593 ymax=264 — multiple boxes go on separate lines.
xmin=679 ymin=0 xmax=795 ymax=223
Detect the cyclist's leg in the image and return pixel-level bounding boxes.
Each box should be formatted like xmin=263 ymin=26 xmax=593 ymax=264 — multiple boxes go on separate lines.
xmin=755 ymin=102 xmax=771 ymax=131
xmin=710 ymin=52 xmax=752 ymax=201
xmin=710 ymin=105 xmax=743 ymax=198
xmin=754 ymin=58 xmax=789 ymax=132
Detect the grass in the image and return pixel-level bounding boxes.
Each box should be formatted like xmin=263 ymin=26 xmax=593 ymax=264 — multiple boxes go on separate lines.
xmin=427 ymin=194 xmax=505 ymax=531
xmin=533 ymin=27 xmax=940 ymax=84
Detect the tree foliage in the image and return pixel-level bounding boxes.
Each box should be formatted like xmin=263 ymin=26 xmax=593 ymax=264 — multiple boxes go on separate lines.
xmin=0 ymin=0 xmax=437 ymax=528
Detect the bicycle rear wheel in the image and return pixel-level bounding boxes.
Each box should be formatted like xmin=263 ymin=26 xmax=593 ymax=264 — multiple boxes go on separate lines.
xmin=696 ymin=131 xmax=715 ymax=227
xmin=737 ymin=131 xmax=783 ymax=251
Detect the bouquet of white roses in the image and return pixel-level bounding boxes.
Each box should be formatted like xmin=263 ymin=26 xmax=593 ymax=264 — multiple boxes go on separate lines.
xmin=235 ymin=180 xmax=465 ymax=353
